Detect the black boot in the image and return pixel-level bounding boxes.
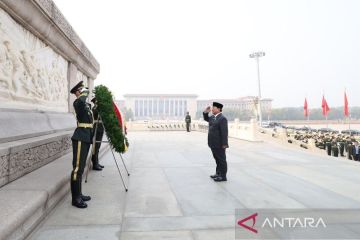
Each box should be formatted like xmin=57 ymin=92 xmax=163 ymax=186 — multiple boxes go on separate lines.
xmin=79 ymin=176 xmax=91 ymax=202
xmin=71 ymin=178 xmax=87 ymax=208
xmin=96 ymin=153 xmax=104 ymax=168
xmin=92 ymin=154 xmax=103 ymax=171
xmin=72 ymin=197 xmax=87 ymax=208
xmin=92 ymin=164 xmax=102 ymax=171
xmin=93 ymin=164 xmax=102 ymax=171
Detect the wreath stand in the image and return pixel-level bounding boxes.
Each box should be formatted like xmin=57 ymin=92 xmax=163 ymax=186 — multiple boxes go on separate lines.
xmin=84 ymin=115 xmax=130 ymax=192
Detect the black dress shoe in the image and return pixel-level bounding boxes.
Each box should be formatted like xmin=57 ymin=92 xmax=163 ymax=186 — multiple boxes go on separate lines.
xmin=81 ymin=194 xmax=91 ymax=201
xmin=92 ymin=164 xmax=103 ymax=171
xmin=210 ymin=174 xmax=219 ymax=179
xmin=72 ymin=198 xmax=88 ymax=208
xmin=99 ymin=164 xmax=104 ymax=168
xmin=213 ymin=176 xmax=227 ymax=182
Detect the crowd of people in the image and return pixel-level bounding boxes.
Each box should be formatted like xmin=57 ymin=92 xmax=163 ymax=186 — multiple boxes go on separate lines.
xmin=290 ymin=131 xmax=360 ymax=161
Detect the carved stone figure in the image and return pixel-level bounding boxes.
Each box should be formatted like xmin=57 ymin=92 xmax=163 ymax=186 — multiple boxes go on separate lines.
xmin=21 ymin=50 xmax=40 ymax=91
xmin=0 ymin=8 xmax=69 ymax=111
xmin=0 ymin=41 xmax=12 ymax=90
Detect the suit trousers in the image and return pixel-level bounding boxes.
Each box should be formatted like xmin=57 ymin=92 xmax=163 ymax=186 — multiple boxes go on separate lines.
xmin=211 ymin=148 xmax=227 ymax=177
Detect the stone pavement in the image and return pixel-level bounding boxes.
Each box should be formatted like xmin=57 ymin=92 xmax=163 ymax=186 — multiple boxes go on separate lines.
xmin=30 ymin=131 xmax=360 ymax=240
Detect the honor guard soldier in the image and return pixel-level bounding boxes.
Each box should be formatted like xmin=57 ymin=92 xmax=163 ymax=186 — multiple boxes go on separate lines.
xmin=91 ymin=97 xmax=105 ymax=170
xmin=185 ymin=112 xmax=191 ymax=132
xmin=70 ymin=81 xmax=93 ymax=208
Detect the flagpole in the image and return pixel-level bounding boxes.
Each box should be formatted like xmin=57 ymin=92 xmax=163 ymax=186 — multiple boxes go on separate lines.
xmin=345 ymin=89 xmax=350 ymax=130
xmin=322 ymin=92 xmax=330 ymax=129
xmin=344 ymin=88 xmax=347 ymax=129
xmin=304 ymin=96 xmax=309 ymax=126
xmin=307 ymin=108 xmax=310 ymax=127
xmin=322 ymin=90 xmax=327 ymax=128
xmin=326 ymin=115 xmax=328 ymax=128
xmin=306 ymin=95 xmax=309 ymax=125
xmin=349 ymin=112 xmax=351 ymax=130
xmin=348 ymin=90 xmax=350 ymax=130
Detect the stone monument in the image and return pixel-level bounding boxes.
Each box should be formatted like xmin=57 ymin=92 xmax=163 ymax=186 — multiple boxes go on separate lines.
xmin=0 ymin=1 xmax=100 ymax=239
xmin=0 ymin=0 xmax=99 ymax=187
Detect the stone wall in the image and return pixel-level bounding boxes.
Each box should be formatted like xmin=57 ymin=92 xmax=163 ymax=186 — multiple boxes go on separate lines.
xmin=0 ymin=0 xmax=99 ymax=186
xmin=0 ymin=132 xmax=72 ymax=187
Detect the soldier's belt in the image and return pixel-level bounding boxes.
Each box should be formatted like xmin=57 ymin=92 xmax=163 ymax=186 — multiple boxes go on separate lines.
xmin=77 ymin=123 xmax=93 ymax=128
xmin=94 ymin=120 xmax=103 ymax=123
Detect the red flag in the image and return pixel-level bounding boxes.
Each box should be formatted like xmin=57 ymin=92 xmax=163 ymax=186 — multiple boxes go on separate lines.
xmin=304 ymin=98 xmax=309 ymax=117
xmin=344 ymin=92 xmax=349 ymax=117
xmin=321 ymin=95 xmax=330 ymax=116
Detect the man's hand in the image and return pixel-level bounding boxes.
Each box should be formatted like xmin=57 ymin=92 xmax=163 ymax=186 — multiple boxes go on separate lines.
xmin=80 ymin=87 xmax=89 ymax=94
xmin=222 ymin=145 xmax=228 ymax=149
xmin=204 ymin=106 xmax=211 ymax=113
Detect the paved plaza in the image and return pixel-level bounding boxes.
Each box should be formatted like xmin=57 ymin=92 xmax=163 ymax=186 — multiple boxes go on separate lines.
xmin=31 ymin=131 xmax=360 ymax=240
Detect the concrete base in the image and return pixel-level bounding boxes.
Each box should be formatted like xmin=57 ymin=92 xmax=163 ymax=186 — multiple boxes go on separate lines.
xmin=30 ymin=131 xmax=360 ymax=240
xmin=0 ymin=142 xmax=109 ymax=240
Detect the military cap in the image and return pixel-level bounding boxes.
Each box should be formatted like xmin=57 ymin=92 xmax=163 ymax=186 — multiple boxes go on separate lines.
xmin=70 ymin=81 xmax=84 ymax=94
xmin=212 ymin=102 xmax=223 ymax=109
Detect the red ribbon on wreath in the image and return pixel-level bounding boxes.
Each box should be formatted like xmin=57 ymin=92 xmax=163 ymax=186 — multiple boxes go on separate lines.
xmin=112 ymin=101 xmax=127 ymax=135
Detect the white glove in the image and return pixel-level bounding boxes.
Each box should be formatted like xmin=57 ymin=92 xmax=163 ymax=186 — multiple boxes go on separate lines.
xmin=80 ymin=87 xmax=89 ymax=94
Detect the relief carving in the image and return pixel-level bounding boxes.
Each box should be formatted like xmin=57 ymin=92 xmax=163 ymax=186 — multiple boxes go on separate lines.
xmin=0 ymin=8 xmax=68 ymax=112
xmin=9 ymin=136 xmax=71 ymax=179
xmin=0 ymin=154 xmax=9 ymax=179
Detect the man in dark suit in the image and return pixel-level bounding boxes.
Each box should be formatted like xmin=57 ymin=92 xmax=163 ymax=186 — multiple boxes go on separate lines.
xmin=185 ymin=112 xmax=191 ymax=132
xmin=352 ymin=141 xmax=360 ymax=161
xmin=70 ymin=81 xmax=93 ymax=208
xmin=203 ymin=102 xmax=229 ymax=182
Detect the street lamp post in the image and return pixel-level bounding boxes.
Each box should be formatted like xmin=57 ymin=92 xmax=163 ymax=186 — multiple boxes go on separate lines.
xmin=249 ymin=51 xmax=265 ymax=127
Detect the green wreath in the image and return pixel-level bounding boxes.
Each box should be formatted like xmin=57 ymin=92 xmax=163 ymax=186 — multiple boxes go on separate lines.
xmin=94 ymin=85 xmax=127 ymax=153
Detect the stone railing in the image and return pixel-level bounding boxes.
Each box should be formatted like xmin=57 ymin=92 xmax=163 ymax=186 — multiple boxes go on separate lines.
xmin=127 ymin=119 xmax=261 ymax=142
xmin=228 ymin=119 xmax=260 ymax=141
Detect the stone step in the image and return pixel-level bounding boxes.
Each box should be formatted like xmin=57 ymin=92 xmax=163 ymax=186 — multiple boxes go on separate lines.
xmin=0 ymin=131 xmax=73 ymax=188
xmin=0 ymin=144 xmax=109 ymax=240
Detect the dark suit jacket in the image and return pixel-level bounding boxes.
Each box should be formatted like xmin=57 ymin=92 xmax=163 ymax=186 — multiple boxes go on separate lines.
xmin=185 ymin=115 xmax=191 ymax=123
xmin=203 ymin=112 xmax=229 ymax=149
xmin=71 ymin=94 xmax=93 ymax=143
xmin=352 ymin=145 xmax=360 ymax=155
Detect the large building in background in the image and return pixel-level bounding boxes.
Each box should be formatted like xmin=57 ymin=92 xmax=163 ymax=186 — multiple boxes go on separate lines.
xmin=121 ymin=94 xmax=272 ymax=121
xmin=197 ymin=96 xmax=272 ymax=112
xmin=123 ymin=94 xmax=198 ymax=120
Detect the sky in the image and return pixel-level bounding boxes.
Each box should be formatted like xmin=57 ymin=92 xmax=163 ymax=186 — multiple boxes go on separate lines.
xmin=53 ymin=0 xmax=360 ymax=108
